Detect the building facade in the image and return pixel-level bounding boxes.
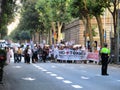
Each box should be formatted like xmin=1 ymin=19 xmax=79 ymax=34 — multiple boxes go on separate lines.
xmin=63 ymin=15 xmax=113 ymax=48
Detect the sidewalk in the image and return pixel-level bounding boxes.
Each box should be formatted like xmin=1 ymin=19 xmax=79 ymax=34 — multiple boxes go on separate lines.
xmin=0 ymin=68 xmax=9 ymax=90
xmin=109 ymin=63 xmax=120 ymax=68
xmin=0 ymin=77 xmax=7 ymax=90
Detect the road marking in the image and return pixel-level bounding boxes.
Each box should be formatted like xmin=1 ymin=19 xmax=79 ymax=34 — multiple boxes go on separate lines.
xmin=33 ymin=64 xmax=40 ymax=68
xmin=81 ymin=76 xmax=89 ymax=80
xmin=46 ymin=72 xmax=52 ymax=74
xmin=117 ymin=80 xmax=120 ymax=82
xmin=51 ymin=65 xmax=56 ymax=68
xmin=50 ymin=74 xmax=57 ymax=76
xmin=63 ymin=80 xmax=72 ymax=84
xmin=32 ymin=64 xmax=84 ymax=89
xmin=72 ymin=85 xmax=83 ymax=88
xmin=56 ymin=77 xmax=64 ymax=80
xmin=22 ymin=77 xmax=35 ymax=81
xmin=37 ymin=67 xmax=43 ymax=70
xmin=41 ymin=69 xmax=47 ymax=72
xmin=12 ymin=66 xmax=22 ymax=68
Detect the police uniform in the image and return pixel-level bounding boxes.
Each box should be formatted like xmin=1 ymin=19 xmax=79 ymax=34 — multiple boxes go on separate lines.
xmin=100 ymin=43 xmax=110 ymax=76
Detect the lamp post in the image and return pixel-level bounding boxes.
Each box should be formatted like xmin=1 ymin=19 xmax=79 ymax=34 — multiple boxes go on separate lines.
xmin=104 ymin=9 xmax=106 ymax=43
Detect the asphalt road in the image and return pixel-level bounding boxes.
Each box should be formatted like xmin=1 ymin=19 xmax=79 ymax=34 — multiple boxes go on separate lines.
xmin=0 ymin=59 xmax=120 ymax=90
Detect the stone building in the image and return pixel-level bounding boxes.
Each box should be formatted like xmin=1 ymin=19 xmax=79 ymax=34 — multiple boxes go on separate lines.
xmin=63 ymin=15 xmax=113 ymax=48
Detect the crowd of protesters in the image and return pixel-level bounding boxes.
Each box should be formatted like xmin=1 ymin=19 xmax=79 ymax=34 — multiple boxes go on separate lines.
xmin=4 ymin=41 xmax=101 ymax=64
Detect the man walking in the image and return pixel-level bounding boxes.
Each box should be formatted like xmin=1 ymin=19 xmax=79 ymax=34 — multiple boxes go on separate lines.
xmin=100 ymin=43 xmax=110 ymax=76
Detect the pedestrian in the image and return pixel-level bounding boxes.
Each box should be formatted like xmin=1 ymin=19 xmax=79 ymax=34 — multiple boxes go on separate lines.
xmin=13 ymin=47 xmax=18 ymax=63
xmin=32 ymin=46 xmax=38 ymax=63
xmin=24 ymin=45 xmax=31 ymax=64
xmin=100 ymin=43 xmax=110 ymax=76
xmin=6 ymin=47 xmax=12 ymax=64
xmin=42 ymin=46 xmax=48 ymax=63
xmin=17 ymin=47 xmax=22 ymax=63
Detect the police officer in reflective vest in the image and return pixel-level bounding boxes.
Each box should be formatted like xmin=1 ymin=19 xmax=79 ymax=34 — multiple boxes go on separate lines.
xmin=100 ymin=43 xmax=110 ymax=76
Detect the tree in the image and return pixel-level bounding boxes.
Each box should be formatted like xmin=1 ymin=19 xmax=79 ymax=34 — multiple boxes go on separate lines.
xmin=88 ymin=0 xmax=107 ymax=47
xmin=69 ymin=0 xmax=94 ymax=51
xmin=106 ymin=0 xmax=120 ymax=63
xmin=11 ymin=0 xmax=41 ymax=42
xmin=20 ymin=31 xmax=30 ymax=41
xmin=69 ymin=0 xmax=109 ymax=48
xmin=0 ymin=0 xmax=17 ymax=38
xmin=36 ymin=0 xmax=71 ymax=44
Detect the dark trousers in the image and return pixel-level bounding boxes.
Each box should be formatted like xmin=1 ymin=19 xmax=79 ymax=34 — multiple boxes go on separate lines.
xmin=42 ymin=56 xmax=46 ymax=62
xmin=32 ymin=53 xmax=38 ymax=63
xmin=0 ymin=60 xmax=5 ymax=82
xmin=26 ymin=54 xmax=30 ymax=63
xmin=14 ymin=53 xmax=18 ymax=63
xmin=17 ymin=54 xmax=21 ymax=62
xmin=24 ymin=54 xmax=30 ymax=63
xmin=101 ymin=54 xmax=109 ymax=75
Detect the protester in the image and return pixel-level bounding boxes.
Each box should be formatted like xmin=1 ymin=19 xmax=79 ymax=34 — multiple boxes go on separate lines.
xmin=24 ymin=45 xmax=32 ymax=64
xmin=17 ymin=47 xmax=22 ymax=63
xmin=6 ymin=47 xmax=12 ymax=64
xmin=32 ymin=46 xmax=38 ymax=63
xmin=42 ymin=46 xmax=48 ymax=63
xmin=13 ymin=46 xmax=18 ymax=63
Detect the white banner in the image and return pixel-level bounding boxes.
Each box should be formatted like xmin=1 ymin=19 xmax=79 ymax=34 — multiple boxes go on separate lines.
xmin=55 ymin=50 xmax=99 ymax=62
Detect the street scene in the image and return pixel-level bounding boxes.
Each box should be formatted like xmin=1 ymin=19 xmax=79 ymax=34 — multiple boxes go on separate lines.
xmin=0 ymin=58 xmax=120 ymax=90
xmin=0 ymin=0 xmax=120 ymax=90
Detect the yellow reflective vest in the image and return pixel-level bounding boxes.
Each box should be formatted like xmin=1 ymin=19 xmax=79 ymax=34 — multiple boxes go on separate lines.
xmin=100 ymin=47 xmax=110 ymax=55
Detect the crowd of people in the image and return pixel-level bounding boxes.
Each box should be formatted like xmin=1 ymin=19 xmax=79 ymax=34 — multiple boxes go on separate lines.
xmin=0 ymin=42 xmax=110 ymax=79
xmin=7 ymin=43 xmax=100 ymax=64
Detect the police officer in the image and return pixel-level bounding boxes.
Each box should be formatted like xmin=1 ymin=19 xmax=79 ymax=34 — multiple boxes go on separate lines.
xmin=100 ymin=43 xmax=110 ymax=76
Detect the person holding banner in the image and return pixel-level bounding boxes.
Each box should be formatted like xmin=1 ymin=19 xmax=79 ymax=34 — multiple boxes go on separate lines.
xmin=100 ymin=43 xmax=110 ymax=76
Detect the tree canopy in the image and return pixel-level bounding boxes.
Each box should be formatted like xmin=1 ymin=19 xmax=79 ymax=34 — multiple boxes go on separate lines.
xmin=0 ymin=0 xmax=17 ymax=39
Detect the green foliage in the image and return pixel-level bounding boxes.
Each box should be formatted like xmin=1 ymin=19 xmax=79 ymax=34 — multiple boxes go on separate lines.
xmin=0 ymin=0 xmax=17 ymax=38
xmin=87 ymin=0 xmax=107 ymax=16
xmin=11 ymin=0 xmax=41 ymax=41
xmin=20 ymin=31 xmax=30 ymax=40
xmin=19 ymin=0 xmax=40 ymax=31
xmin=36 ymin=0 xmax=71 ymax=26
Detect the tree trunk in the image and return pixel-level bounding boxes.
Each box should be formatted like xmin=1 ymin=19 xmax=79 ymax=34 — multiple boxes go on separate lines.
xmin=111 ymin=34 xmax=120 ymax=63
xmin=0 ymin=0 xmax=3 ymax=30
xmin=96 ymin=15 xmax=104 ymax=47
xmin=57 ymin=21 xmax=63 ymax=43
xmin=81 ymin=16 xmax=87 ymax=47
xmin=86 ymin=14 xmax=94 ymax=51
xmin=51 ymin=22 xmax=56 ymax=44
